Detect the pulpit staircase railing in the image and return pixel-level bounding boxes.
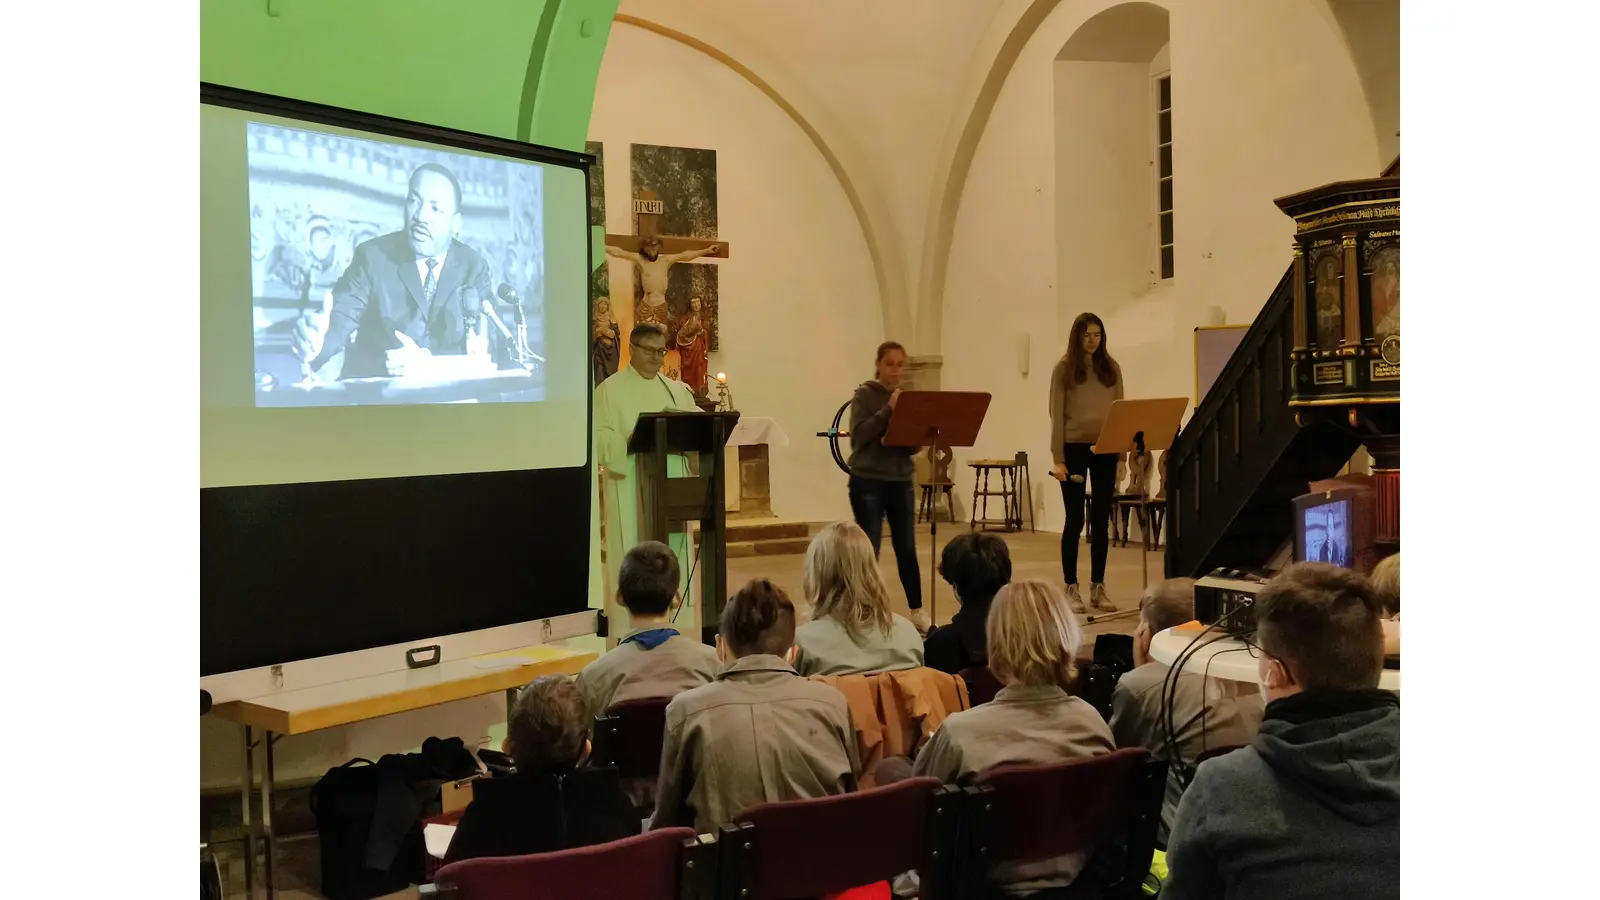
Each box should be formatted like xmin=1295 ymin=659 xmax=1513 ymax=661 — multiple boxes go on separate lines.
xmin=1162 ymin=266 xmax=1361 ymax=577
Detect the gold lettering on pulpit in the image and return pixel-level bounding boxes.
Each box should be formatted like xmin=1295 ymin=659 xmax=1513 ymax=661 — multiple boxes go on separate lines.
xmin=1298 ymin=205 xmax=1400 ymax=233
xmin=1371 ymin=361 xmax=1400 ymax=381
xmin=1314 ymin=362 xmax=1346 ymax=386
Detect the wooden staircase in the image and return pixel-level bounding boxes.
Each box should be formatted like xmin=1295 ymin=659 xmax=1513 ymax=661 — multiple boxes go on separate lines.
xmin=1165 ymin=162 xmax=1400 ymax=576
xmin=1164 ymin=266 xmax=1359 ymax=576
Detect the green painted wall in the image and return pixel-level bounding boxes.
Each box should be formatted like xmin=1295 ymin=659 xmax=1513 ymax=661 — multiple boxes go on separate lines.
xmin=200 ymin=0 xmax=618 ymax=150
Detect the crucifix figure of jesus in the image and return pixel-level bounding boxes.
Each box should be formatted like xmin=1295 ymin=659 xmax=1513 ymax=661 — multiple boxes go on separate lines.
xmin=604 ymin=189 xmax=729 ymax=333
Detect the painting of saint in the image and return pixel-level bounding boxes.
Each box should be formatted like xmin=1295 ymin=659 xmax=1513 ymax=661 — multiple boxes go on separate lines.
xmin=675 ymin=296 xmax=710 ymax=397
xmin=592 ymin=298 xmax=620 ymax=387
xmin=1370 ymin=246 xmax=1399 ymax=342
xmin=1314 ymin=253 xmax=1343 ymax=347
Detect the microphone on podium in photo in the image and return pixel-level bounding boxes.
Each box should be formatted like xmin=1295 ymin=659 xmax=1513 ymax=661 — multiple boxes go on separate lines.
xmin=480 ymin=297 xmax=514 ymax=340
xmin=497 ymin=283 xmax=545 ymax=368
xmin=498 ymin=283 xmax=526 ymax=327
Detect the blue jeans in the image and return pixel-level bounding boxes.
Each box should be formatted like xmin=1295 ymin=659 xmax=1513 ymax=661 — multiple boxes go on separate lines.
xmin=848 ymin=476 xmax=923 ymax=610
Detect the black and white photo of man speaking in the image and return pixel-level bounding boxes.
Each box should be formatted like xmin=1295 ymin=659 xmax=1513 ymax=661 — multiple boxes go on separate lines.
xmin=292 ymin=162 xmax=497 ymax=380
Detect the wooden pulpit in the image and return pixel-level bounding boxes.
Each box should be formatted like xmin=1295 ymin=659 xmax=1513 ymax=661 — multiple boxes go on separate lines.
xmin=628 ymin=410 xmax=741 ymax=645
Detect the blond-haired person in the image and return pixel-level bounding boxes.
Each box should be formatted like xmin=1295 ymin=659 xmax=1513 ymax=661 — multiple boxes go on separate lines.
xmin=1370 ymin=553 xmax=1400 ymax=656
xmin=913 ymin=580 xmax=1115 ymax=894
xmin=793 ymin=522 xmax=924 ymax=676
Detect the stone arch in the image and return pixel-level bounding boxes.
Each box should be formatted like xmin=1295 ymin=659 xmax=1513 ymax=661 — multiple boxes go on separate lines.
xmin=1057 ymin=2 xmax=1170 ymax=62
xmin=1054 ymin=4 xmax=1172 ymax=317
xmin=1319 ymin=0 xmax=1400 ymax=165
xmin=917 ymin=0 xmax=1389 ymax=355
xmin=611 ymin=14 xmax=913 ymax=342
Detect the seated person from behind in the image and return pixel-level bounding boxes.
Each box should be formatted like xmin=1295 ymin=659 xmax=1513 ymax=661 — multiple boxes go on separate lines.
xmin=574 ymin=541 xmax=721 ymax=722
xmin=923 ymin=531 xmax=1011 ymax=675
xmin=1109 ymin=578 xmax=1263 ymax=842
xmin=793 ymin=522 xmax=925 ymax=676
xmin=651 ymin=578 xmax=862 ymax=834
xmin=1370 ymin=552 xmax=1400 ymax=657
xmin=1162 ymin=563 xmax=1399 ymax=900
xmin=913 ymin=580 xmax=1116 ymax=895
xmin=443 ymin=676 xmax=639 ymax=865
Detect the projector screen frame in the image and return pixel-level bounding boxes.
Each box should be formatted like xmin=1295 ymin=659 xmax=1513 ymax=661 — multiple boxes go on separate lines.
xmin=201 ymin=82 xmax=599 ymax=682
xmin=201 ymin=82 xmax=594 ymax=175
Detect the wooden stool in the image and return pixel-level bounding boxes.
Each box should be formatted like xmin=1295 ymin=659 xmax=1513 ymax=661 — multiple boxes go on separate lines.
xmin=969 ymin=459 xmax=1022 ymax=532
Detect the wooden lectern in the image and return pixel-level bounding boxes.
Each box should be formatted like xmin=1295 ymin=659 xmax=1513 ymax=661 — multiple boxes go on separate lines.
xmin=628 ymin=410 xmax=741 ymax=645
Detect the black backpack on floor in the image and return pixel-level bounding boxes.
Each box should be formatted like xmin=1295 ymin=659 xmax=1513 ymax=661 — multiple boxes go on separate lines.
xmin=310 ymin=738 xmax=478 ymax=900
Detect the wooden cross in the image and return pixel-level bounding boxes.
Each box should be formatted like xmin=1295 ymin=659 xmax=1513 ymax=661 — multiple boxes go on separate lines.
xmin=604 ymin=189 xmax=730 ymax=258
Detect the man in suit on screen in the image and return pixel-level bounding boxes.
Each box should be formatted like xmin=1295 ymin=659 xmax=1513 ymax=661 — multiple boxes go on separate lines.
xmin=292 ymin=162 xmax=496 ymax=379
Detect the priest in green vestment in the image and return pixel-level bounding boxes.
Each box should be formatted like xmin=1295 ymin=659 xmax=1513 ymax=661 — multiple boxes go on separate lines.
xmin=594 ymin=322 xmax=701 ymax=634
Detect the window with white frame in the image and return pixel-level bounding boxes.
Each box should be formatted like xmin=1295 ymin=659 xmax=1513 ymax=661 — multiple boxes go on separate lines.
xmin=1155 ymin=73 xmax=1173 ymax=280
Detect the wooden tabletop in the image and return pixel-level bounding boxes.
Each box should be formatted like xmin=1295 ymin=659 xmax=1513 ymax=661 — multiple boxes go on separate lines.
xmin=209 ymin=644 xmax=596 ymax=735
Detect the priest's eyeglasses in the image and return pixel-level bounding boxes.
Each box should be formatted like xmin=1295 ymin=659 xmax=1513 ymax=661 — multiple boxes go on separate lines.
xmin=631 ymin=343 xmax=668 ymax=358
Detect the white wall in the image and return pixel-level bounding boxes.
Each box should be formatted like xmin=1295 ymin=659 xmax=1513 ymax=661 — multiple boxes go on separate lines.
xmin=592 ymin=23 xmax=882 ymax=526
xmin=942 ymin=0 xmax=1381 ymax=532
xmin=202 ymin=21 xmax=883 ymax=790
xmin=1054 ymin=61 xmax=1152 ymax=320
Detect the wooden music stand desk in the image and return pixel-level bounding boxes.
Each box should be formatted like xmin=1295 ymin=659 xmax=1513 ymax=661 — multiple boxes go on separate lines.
xmin=884 ymin=391 xmax=992 ymax=623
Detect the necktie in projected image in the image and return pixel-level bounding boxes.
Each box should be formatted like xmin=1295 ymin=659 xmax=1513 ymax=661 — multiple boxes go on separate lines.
xmin=423 ymin=257 xmax=439 ymax=305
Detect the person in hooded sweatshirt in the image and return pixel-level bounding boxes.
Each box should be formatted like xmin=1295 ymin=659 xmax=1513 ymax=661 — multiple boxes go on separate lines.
xmin=846 ymin=340 xmax=929 ymax=635
xmin=1161 ymin=562 xmax=1399 ymax=900
xmin=922 ymin=531 xmax=1011 ymax=675
xmin=443 ymin=676 xmax=639 ymax=865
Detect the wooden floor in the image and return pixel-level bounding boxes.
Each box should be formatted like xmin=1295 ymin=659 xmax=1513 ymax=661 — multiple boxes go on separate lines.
xmin=218 ymin=526 xmax=1158 ymax=899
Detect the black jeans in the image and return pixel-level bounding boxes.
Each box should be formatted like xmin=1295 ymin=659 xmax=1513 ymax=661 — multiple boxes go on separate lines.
xmin=1059 ymin=443 xmax=1119 ymax=585
xmin=848 ymin=475 xmax=923 ymax=609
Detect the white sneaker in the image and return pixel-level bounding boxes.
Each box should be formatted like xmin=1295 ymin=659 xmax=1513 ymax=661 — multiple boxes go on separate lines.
xmin=1066 ymin=583 xmax=1087 ymax=614
xmin=1090 ymin=582 xmax=1116 ymax=611
xmin=909 ymin=608 xmax=931 ymax=635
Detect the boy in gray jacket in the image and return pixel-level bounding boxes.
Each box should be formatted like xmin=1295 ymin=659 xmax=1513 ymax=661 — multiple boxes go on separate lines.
xmin=1162 ymin=563 xmax=1398 ymax=900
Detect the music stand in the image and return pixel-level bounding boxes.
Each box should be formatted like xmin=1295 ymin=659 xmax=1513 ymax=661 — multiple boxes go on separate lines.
xmin=1089 ymin=397 xmax=1189 ymax=618
xmin=884 ymin=391 xmax=992 ymax=624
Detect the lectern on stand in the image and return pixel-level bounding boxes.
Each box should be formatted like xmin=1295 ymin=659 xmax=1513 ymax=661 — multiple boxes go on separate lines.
xmin=884 ymin=392 xmax=992 ymax=624
xmin=629 ymin=410 xmax=741 ymax=646
xmin=1085 ymin=397 xmax=1189 ymax=622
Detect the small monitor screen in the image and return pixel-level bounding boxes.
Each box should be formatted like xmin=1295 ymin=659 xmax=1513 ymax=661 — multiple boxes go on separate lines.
xmin=1300 ymin=498 xmax=1353 ymax=568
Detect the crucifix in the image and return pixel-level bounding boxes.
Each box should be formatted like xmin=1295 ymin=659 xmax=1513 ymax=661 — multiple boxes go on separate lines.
xmin=604 ymin=189 xmax=729 ymax=335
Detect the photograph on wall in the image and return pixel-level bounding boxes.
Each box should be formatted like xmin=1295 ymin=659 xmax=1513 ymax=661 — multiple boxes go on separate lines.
xmin=247 ymin=122 xmax=546 ymax=406
xmin=588 ymin=140 xmax=619 ymax=387
xmin=630 ymin=143 xmax=721 ymax=395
